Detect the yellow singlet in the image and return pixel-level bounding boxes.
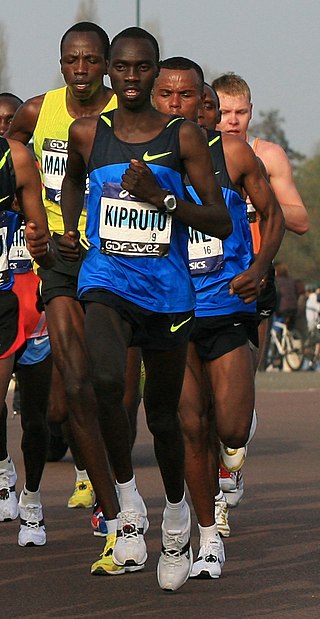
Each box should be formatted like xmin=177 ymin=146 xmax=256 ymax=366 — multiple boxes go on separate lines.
xmin=33 ymin=87 xmax=117 ymax=243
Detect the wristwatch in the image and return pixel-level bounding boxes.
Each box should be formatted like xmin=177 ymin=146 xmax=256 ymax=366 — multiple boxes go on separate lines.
xmin=163 ymin=193 xmax=177 ymax=213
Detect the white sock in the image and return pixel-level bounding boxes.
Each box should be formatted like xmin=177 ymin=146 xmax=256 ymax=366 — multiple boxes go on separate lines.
xmin=247 ymin=409 xmax=257 ymax=445
xmin=198 ymin=522 xmax=219 ymax=546
xmin=20 ymin=485 xmax=41 ymax=506
xmin=116 ymin=476 xmax=143 ymax=512
xmin=163 ymin=494 xmax=189 ymax=530
xmin=0 ymin=455 xmax=14 ymax=471
xmin=75 ymin=467 xmax=89 ymax=482
xmin=215 ymin=490 xmax=224 ymax=501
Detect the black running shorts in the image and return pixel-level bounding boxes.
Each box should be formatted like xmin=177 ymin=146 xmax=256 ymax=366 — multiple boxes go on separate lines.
xmin=0 ymin=290 xmax=25 ymax=358
xmin=190 ymin=312 xmax=259 ymax=361
xmin=81 ymin=289 xmax=195 ymax=350
xmin=37 ymin=233 xmax=87 ymax=304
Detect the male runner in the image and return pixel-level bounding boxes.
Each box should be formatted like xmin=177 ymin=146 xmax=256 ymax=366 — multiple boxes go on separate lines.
xmin=0 ymin=93 xmax=52 ymax=545
xmin=59 ymin=27 xmax=231 ymax=591
xmin=7 ymin=22 xmax=140 ymax=519
xmin=212 ymin=73 xmax=308 ymax=235
xmin=212 ymin=72 xmax=309 ymax=499
xmin=197 ymin=82 xmax=221 ymax=130
xmin=152 ymin=56 xmax=284 ymax=578
xmin=0 ymin=135 xmax=53 ymax=538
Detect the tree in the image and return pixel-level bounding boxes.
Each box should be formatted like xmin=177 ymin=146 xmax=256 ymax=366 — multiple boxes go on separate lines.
xmin=276 ymin=149 xmax=320 ymax=283
xmin=0 ymin=22 xmax=9 ymax=90
xmin=250 ymin=109 xmax=304 ymax=165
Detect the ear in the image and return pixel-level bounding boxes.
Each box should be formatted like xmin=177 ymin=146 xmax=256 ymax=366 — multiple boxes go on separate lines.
xmin=249 ymin=102 xmax=253 ymax=120
xmin=59 ymin=58 xmax=62 ymax=73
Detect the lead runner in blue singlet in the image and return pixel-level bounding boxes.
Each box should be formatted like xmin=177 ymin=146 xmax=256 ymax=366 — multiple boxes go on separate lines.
xmin=57 ymin=27 xmax=231 ymax=591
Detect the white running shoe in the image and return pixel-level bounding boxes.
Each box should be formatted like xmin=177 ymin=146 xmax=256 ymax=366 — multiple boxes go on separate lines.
xmin=215 ymin=493 xmax=230 ymax=538
xmin=220 ymin=444 xmax=247 ymax=472
xmin=190 ymin=535 xmax=225 ymax=579
xmin=113 ymin=505 xmax=149 ymax=571
xmin=18 ymin=501 xmax=46 ymax=546
xmin=0 ymin=465 xmax=19 ymax=522
xmin=219 ymin=466 xmax=237 ymax=492
xmin=224 ymin=470 xmax=244 ymax=509
xmin=157 ymin=505 xmax=193 ymax=591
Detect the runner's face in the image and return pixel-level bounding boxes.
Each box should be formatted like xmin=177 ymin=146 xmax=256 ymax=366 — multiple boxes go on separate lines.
xmin=215 ymin=93 xmax=252 ymax=139
xmin=60 ymin=31 xmax=107 ymax=101
xmin=152 ymin=68 xmax=203 ymax=122
xmin=108 ymin=38 xmax=158 ymax=110
xmin=197 ymin=84 xmax=220 ymax=130
xmin=0 ymin=97 xmax=21 ymax=135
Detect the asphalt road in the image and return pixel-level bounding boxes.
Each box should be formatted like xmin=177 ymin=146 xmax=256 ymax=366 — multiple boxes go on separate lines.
xmin=1 ymin=372 xmax=320 ymax=619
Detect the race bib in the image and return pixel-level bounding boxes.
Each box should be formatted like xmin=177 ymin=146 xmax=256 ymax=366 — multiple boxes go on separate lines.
xmin=99 ymin=185 xmax=172 ymax=258
xmin=42 ymin=138 xmax=89 ymax=207
xmin=188 ymin=228 xmax=224 ymax=274
xmin=42 ymin=138 xmax=68 ymax=205
xmin=9 ymin=225 xmax=32 ymax=273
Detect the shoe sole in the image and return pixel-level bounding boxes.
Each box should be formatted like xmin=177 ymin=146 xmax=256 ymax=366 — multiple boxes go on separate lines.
xmin=18 ymin=540 xmax=46 ymax=547
xmin=68 ymin=503 xmax=94 ymax=509
xmin=91 ymin=563 xmax=144 ymax=576
xmin=190 ymin=570 xmax=220 ymax=579
xmin=91 ymin=566 xmax=126 ymax=576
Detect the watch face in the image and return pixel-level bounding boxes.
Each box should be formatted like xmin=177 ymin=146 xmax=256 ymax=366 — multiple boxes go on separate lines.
xmin=164 ymin=194 xmax=176 ymax=211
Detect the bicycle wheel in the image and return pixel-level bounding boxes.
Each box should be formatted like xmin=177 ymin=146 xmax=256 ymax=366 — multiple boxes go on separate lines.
xmin=284 ymin=329 xmax=304 ymax=370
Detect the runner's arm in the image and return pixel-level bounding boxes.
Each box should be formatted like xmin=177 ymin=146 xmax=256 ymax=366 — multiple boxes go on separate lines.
xmin=5 ymin=96 xmax=44 ymax=144
xmin=261 ymin=142 xmax=309 ymax=234
xmin=60 ymin=118 xmax=94 ymax=260
xmin=121 ymin=121 xmax=232 ymax=239
xmin=10 ymin=139 xmax=54 ymax=268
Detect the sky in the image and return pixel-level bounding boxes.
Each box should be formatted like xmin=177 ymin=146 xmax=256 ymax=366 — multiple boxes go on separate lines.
xmin=1 ymin=0 xmax=319 ymax=157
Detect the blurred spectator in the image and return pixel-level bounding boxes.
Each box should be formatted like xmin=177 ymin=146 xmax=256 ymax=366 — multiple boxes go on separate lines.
xmin=274 ymin=262 xmax=298 ymax=330
xmin=305 ymin=284 xmax=320 ymax=332
xmin=294 ymin=279 xmax=308 ymax=339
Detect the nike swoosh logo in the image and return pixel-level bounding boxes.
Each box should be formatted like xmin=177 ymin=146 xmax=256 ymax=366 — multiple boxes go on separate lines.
xmin=215 ymin=171 xmax=220 ymax=175
xmin=233 ymin=323 xmax=241 ymax=327
xmin=0 ymin=195 xmax=9 ymax=203
xmin=34 ymin=337 xmax=49 ymax=346
xmin=170 ymin=316 xmax=192 ymax=333
xmin=143 ymin=151 xmax=172 ymax=162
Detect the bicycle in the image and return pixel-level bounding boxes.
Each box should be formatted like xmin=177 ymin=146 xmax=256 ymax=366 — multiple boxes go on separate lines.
xmin=266 ymin=320 xmax=304 ymax=371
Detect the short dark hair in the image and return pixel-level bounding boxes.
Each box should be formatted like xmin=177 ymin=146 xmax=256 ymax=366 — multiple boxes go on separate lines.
xmin=60 ymin=22 xmax=110 ymax=60
xmin=159 ymin=57 xmax=204 ymax=92
xmin=110 ymin=27 xmax=159 ymax=63
xmin=0 ymin=92 xmax=23 ymax=105
xmin=204 ymin=82 xmax=220 ymax=108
